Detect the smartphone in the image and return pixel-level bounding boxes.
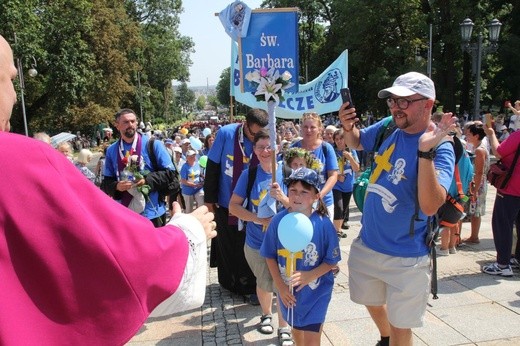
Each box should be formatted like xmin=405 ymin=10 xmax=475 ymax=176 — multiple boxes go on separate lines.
xmin=340 ymin=88 xmax=354 ymax=109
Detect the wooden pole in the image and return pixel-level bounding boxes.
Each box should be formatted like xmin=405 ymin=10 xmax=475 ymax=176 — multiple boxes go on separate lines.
xmin=229 ymin=95 xmax=234 ymax=122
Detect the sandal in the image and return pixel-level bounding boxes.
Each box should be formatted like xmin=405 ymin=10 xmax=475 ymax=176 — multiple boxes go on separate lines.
xmin=258 ymin=314 xmax=274 ymax=334
xmin=278 ymin=327 xmax=294 ymax=346
xmin=337 ymin=230 xmax=347 ymax=238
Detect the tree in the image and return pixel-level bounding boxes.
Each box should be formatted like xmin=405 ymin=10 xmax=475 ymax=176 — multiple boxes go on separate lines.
xmin=196 ymin=95 xmax=206 ymax=110
xmin=216 ymin=67 xmax=231 ymax=106
xmin=175 ymin=82 xmax=195 ymax=116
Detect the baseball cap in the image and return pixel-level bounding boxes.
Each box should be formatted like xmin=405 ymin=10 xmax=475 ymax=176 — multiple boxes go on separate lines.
xmin=284 ymin=167 xmax=321 ymax=192
xmin=186 ymin=149 xmax=197 ymax=156
xmin=378 ymin=72 xmax=436 ymax=100
xmin=181 ymin=138 xmax=190 ymax=145
xmin=173 ymin=147 xmax=182 ymax=153
xmin=164 ymin=139 xmax=174 ymax=145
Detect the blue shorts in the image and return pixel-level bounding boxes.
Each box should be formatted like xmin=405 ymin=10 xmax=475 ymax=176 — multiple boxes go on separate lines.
xmin=293 ymin=322 xmax=322 ymax=332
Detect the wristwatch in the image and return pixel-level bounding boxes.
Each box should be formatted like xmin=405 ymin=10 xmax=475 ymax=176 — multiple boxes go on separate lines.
xmin=417 ymin=149 xmax=436 ymax=160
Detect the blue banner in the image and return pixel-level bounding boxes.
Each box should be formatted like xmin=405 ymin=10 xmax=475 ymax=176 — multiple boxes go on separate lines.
xmin=231 ymin=41 xmax=348 ymax=119
xmin=239 ymin=9 xmax=299 ymax=94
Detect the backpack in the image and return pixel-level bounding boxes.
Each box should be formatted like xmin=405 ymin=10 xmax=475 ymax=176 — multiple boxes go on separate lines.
xmin=436 ymin=136 xmax=474 ymax=228
xmin=353 ymin=116 xmax=396 ymax=212
xmin=146 ymin=138 xmax=181 ymax=199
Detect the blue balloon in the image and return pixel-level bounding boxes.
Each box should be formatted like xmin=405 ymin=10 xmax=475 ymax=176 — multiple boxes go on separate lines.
xmin=202 ymin=128 xmax=211 ymax=137
xmin=189 ymin=136 xmax=203 ymax=151
xmin=278 ymin=212 xmax=313 ymax=253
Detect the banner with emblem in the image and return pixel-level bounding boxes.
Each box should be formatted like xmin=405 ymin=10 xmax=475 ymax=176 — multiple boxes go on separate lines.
xmin=238 ymin=8 xmax=299 ymax=94
xmin=231 ymin=41 xmax=348 ymax=119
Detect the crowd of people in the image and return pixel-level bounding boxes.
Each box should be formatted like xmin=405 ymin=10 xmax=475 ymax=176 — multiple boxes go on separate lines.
xmin=2 ymin=28 xmax=520 ymax=345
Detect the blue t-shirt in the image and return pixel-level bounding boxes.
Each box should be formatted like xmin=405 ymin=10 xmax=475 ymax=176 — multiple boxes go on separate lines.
xmin=207 ymin=123 xmax=255 ymax=208
xmin=104 ymin=135 xmax=175 ymax=220
xmin=291 ymin=141 xmax=339 ymax=207
xmin=260 ymin=210 xmax=341 ymax=326
xmin=233 ymin=165 xmax=285 ymax=250
xmin=180 ymin=162 xmax=203 ymax=195
xmin=359 ymin=120 xmax=455 ymax=257
xmin=333 ymin=148 xmax=358 ymax=193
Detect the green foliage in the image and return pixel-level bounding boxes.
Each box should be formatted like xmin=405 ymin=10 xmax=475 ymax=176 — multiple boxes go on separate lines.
xmin=0 ymin=0 xmax=193 ymax=135
xmin=196 ymin=95 xmax=206 ymax=110
xmin=175 ymin=82 xmax=195 ymax=115
xmin=216 ymin=67 xmax=231 ymax=106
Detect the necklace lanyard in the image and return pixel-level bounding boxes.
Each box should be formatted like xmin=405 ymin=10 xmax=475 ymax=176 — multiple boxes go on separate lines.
xmin=116 ymin=135 xmax=140 ymax=181
xmin=238 ymin=125 xmax=246 ymax=161
xmin=119 ymin=135 xmax=139 ymax=161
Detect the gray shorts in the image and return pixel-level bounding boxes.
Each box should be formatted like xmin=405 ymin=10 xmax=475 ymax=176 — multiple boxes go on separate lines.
xmin=244 ymin=244 xmax=274 ymax=292
xmin=348 ymin=237 xmax=431 ymax=328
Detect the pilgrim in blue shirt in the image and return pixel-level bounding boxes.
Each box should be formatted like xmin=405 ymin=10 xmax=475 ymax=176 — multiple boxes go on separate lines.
xmin=207 ymin=123 xmax=255 ymax=208
xmin=359 ymin=120 xmax=455 ymax=257
xmin=291 ymin=141 xmax=339 ymax=207
xmin=333 ymin=148 xmax=358 ymax=193
xmin=104 ymin=135 xmax=175 ymax=220
xmin=260 ymin=209 xmax=341 ymax=326
xmin=233 ymin=165 xmax=285 ymax=250
xmin=180 ymin=162 xmax=203 ymax=195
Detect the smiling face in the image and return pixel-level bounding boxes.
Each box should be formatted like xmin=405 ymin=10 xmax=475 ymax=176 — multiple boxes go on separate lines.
xmin=387 ymin=94 xmax=433 ymax=134
xmin=0 ymin=36 xmax=17 ymax=132
xmin=287 ymin=180 xmax=318 ymax=214
xmin=253 ymin=137 xmax=273 ymax=165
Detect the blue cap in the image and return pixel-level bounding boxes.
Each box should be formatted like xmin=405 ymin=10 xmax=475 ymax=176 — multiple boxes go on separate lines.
xmin=284 ymin=167 xmax=321 ymax=192
xmin=165 ymin=139 xmax=174 ymax=145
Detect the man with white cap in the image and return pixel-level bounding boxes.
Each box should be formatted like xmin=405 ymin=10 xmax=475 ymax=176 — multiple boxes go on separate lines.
xmin=339 ymin=72 xmax=457 ymax=346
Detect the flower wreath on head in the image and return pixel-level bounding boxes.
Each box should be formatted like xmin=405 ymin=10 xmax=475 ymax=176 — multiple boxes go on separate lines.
xmin=245 ymin=66 xmax=294 ymax=103
xmin=283 ymin=147 xmax=325 ymax=184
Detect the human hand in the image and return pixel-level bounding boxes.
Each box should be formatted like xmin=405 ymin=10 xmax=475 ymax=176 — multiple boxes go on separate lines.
xmin=291 ymin=270 xmax=314 ymax=292
xmin=419 ymin=112 xmax=458 ymax=152
xmin=276 ymin=283 xmax=296 ymax=308
xmin=117 ymin=180 xmax=133 ymax=192
xmin=173 ymin=202 xmax=216 ymax=240
xmin=204 ymin=202 xmax=216 ymax=213
xmin=270 ymin=182 xmax=285 ymax=201
xmin=338 ymin=102 xmax=359 ymax=131
xmin=256 ymin=216 xmax=272 ymax=229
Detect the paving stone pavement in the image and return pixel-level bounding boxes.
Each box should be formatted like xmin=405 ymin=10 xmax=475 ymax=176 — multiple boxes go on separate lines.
xmin=122 ymin=175 xmax=520 ymax=345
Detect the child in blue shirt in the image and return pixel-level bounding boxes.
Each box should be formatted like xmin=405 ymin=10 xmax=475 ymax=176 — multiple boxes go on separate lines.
xmin=180 ymin=150 xmax=204 ymax=213
xmin=261 ymin=167 xmax=341 ymax=345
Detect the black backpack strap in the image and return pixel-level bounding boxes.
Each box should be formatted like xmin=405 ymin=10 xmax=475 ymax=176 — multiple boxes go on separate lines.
xmin=245 ymin=166 xmax=258 ymax=209
xmin=147 ymin=137 xmax=158 ymax=171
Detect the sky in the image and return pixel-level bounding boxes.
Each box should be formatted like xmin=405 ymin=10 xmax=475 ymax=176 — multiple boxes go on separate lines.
xmin=178 ymin=0 xmax=263 ymax=87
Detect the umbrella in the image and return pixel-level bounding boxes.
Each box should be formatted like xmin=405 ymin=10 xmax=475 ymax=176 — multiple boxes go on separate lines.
xmin=51 ymin=132 xmax=77 ymax=148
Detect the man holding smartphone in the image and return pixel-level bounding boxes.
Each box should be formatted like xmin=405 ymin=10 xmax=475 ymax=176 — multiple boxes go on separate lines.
xmin=339 ymin=72 xmax=456 ymax=346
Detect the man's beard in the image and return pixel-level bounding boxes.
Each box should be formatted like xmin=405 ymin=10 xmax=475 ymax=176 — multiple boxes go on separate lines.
xmin=123 ymin=128 xmax=136 ymax=139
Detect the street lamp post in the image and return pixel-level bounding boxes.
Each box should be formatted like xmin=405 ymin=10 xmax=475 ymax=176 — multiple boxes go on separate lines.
xmin=14 ymin=33 xmax=38 ymax=136
xmin=460 ymin=18 xmax=502 ymax=120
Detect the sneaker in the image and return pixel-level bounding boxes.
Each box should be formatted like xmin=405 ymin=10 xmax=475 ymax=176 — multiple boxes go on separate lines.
xmin=482 ymin=263 xmax=513 ymax=277
xmin=449 ymin=247 xmax=457 ymax=254
xmin=437 ymin=248 xmax=449 ymax=256
xmin=510 ymin=258 xmax=520 ymax=269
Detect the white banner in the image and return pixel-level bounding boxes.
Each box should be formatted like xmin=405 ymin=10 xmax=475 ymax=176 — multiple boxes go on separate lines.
xmin=231 ymin=41 xmax=348 ymax=119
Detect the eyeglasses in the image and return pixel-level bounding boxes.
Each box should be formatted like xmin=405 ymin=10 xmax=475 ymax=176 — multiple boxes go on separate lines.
xmin=255 ymin=145 xmax=272 ymax=151
xmin=246 ymin=123 xmax=257 ymax=137
xmin=386 ymin=97 xmax=428 ymax=110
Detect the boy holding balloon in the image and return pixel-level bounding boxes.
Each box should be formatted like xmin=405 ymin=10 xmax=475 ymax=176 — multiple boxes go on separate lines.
xmin=261 ymin=167 xmax=341 ymax=345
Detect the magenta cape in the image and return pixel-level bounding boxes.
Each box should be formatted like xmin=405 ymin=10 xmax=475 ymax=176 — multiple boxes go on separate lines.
xmin=0 ymin=133 xmax=189 ymax=345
